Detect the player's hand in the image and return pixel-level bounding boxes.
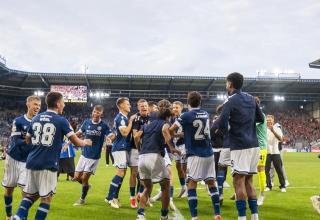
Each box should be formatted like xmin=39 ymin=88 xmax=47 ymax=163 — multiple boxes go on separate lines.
xmin=130 ymin=114 xmax=137 ymax=122
xmin=62 ymin=143 xmax=69 ymax=152
xmin=170 ymin=147 xmax=181 ymax=155
xmin=84 ymin=139 xmax=92 ymax=146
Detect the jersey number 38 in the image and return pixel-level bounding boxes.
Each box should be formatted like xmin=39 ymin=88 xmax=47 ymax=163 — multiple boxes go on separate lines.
xmin=31 ymin=122 xmax=56 ymax=147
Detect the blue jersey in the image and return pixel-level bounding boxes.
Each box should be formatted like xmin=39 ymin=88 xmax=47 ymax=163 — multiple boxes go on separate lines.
xmin=60 ymin=142 xmax=76 ymax=159
xmin=7 ymin=115 xmax=32 ymax=162
xmin=26 ymin=110 xmax=74 ymax=171
xmin=140 ymin=120 xmax=166 ymax=155
xmin=112 ymin=112 xmax=131 ymax=152
xmin=176 ymin=108 xmax=213 ymax=157
xmin=79 ymin=119 xmax=111 ymax=159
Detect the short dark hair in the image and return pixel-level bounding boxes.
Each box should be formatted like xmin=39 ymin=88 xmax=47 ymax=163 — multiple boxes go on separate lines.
xmin=157 ymin=99 xmax=172 ymax=120
xmin=116 ymin=97 xmax=129 ymax=108
xmin=226 ymin=72 xmax=244 ymax=90
xmin=148 ymin=101 xmax=157 ymax=108
xmin=94 ymin=105 xmax=104 ymax=112
xmin=46 ymin=92 xmax=63 ymax=109
xmin=187 ymin=91 xmax=201 ymax=108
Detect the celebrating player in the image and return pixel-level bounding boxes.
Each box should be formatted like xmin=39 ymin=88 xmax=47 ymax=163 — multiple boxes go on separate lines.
xmin=106 ymin=97 xmax=136 ymax=208
xmin=129 ymin=99 xmax=149 ymax=208
xmin=170 ymin=91 xmax=221 ymax=220
xmin=72 ymin=105 xmax=113 ymax=206
xmin=13 ymin=92 xmax=92 ymax=220
xmin=2 ymin=95 xmax=41 ymax=220
xmin=135 ymin=99 xmax=180 ymax=220
xmin=213 ymin=73 xmax=264 ymax=220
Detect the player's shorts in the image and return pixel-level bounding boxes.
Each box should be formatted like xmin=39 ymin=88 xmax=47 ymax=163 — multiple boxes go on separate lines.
xmin=187 ymin=154 xmax=216 ymax=182
xmin=112 ymin=150 xmax=129 ymax=169
xmin=175 ymin=144 xmax=187 ymax=164
xmin=129 ymin=149 xmax=139 ymax=167
xmin=138 ymin=153 xmax=169 ymax=183
xmin=258 ymin=149 xmax=267 ymax=167
xmin=218 ymin=148 xmax=231 ymax=167
xmin=230 ymin=147 xmax=260 ymax=176
xmin=164 ymin=151 xmax=173 ymax=167
xmin=23 ymin=169 xmax=57 ymax=198
xmin=2 ymin=154 xmax=26 ymax=188
xmin=75 ymin=155 xmax=99 ymax=174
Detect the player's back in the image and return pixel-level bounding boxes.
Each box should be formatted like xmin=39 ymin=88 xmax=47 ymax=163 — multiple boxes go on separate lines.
xmin=7 ymin=114 xmax=32 ymax=162
xmin=140 ymin=119 xmax=166 ymax=155
xmin=178 ymin=108 xmax=213 ymax=157
xmin=26 ymin=110 xmax=73 ymax=171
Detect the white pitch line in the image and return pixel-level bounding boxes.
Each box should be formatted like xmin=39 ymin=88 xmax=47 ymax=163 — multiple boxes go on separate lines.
xmin=173 ymin=207 xmax=186 ymax=220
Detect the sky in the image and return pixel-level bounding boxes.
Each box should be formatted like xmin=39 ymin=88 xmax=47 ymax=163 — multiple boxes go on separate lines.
xmin=1 ymin=0 xmax=320 ymax=78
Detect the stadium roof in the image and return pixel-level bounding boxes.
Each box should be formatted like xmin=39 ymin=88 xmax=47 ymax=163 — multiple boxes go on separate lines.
xmin=0 ymin=63 xmax=320 ymax=102
xmin=309 ymin=58 xmax=320 ymax=69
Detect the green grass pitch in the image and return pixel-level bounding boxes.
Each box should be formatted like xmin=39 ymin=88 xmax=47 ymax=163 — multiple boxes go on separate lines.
xmin=1 ymin=152 xmax=320 ymax=219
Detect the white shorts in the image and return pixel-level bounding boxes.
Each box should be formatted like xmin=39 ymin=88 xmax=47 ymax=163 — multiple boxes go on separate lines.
xmin=230 ymin=147 xmax=260 ymax=176
xmin=129 ymin=149 xmax=139 ymax=167
xmin=175 ymin=145 xmax=187 ymax=164
xmin=23 ymin=169 xmax=57 ymax=198
xmin=218 ymin=148 xmax=231 ymax=167
xmin=75 ymin=155 xmax=99 ymax=174
xmin=112 ymin=151 xmax=129 ymax=169
xmin=138 ymin=153 xmax=169 ymax=183
xmin=187 ymin=155 xmax=216 ymax=182
xmin=164 ymin=151 xmax=173 ymax=167
xmin=2 ymin=154 xmax=27 ymax=188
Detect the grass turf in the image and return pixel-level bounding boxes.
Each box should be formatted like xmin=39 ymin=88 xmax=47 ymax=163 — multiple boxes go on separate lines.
xmin=1 ymin=152 xmax=320 ymax=220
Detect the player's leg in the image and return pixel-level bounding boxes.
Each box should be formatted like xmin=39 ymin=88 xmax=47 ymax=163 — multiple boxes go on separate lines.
xmin=233 ymin=174 xmax=247 ymax=220
xmin=257 ymin=149 xmax=267 ymax=205
xmin=187 ymin=179 xmax=199 ymax=220
xmin=74 ymin=155 xmax=86 ymax=184
xmin=265 ymin=154 xmax=272 ymax=190
xmin=137 ymin=179 xmax=152 ymax=219
xmin=167 ymin=165 xmax=176 ymax=211
xmin=130 ymin=166 xmax=138 ymax=208
xmin=13 ymin=194 xmax=39 ymax=220
xmin=206 ymin=179 xmax=221 ymax=219
xmin=4 ymin=187 xmax=14 ymax=219
xmin=159 ymin=179 xmax=171 ymax=220
xmin=129 ymin=149 xmax=139 ymax=208
xmin=106 ymin=151 xmax=127 ymax=207
xmin=73 ymin=172 xmax=91 ymax=206
xmin=245 ymin=175 xmax=258 ymax=220
xmin=273 ymin=154 xmax=286 ymax=191
xmin=34 ymin=196 xmax=52 ymax=220
xmin=280 ymin=150 xmax=289 ymax=186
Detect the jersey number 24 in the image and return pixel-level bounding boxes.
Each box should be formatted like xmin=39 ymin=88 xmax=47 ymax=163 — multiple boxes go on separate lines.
xmin=193 ymin=119 xmax=210 ymax=140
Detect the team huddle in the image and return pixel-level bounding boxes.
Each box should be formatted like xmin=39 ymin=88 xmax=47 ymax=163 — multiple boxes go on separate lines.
xmin=2 ymin=72 xmax=284 ymax=220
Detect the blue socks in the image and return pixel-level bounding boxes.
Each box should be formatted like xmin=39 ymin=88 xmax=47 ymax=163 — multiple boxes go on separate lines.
xmin=179 ymin=177 xmax=186 ymax=187
xmin=4 ymin=195 xmax=12 ymax=217
xmin=236 ymin=200 xmax=246 ymax=217
xmin=248 ymin=199 xmax=258 ymax=214
xmin=217 ymin=169 xmax=226 ymax=197
xmin=35 ymin=203 xmax=50 ymax=220
xmin=130 ymin=187 xmax=136 ymax=198
xmin=107 ymin=175 xmax=123 ymax=200
xmin=139 ymin=185 xmax=144 ymax=194
xmin=81 ymin=185 xmax=90 ymax=200
xmin=137 ymin=208 xmax=145 ymax=215
xmin=15 ymin=197 xmax=34 ymax=219
xmin=161 ymin=209 xmax=169 ymax=218
xmin=170 ymin=186 xmax=174 ymax=199
xmin=209 ymin=187 xmax=220 ymax=216
xmin=187 ymin=189 xmax=198 ymax=218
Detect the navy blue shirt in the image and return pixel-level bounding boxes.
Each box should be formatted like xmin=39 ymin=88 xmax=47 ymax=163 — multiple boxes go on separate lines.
xmin=79 ymin=119 xmax=111 ymax=159
xmin=140 ymin=120 xmax=166 ymax=155
xmin=176 ymin=108 xmax=213 ymax=157
xmin=131 ymin=113 xmax=149 ymax=149
xmin=26 ymin=110 xmax=74 ymax=171
xmin=214 ymin=89 xmax=264 ymax=151
xmin=112 ymin=112 xmax=131 ymax=152
xmin=7 ymin=115 xmax=32 ymax=162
